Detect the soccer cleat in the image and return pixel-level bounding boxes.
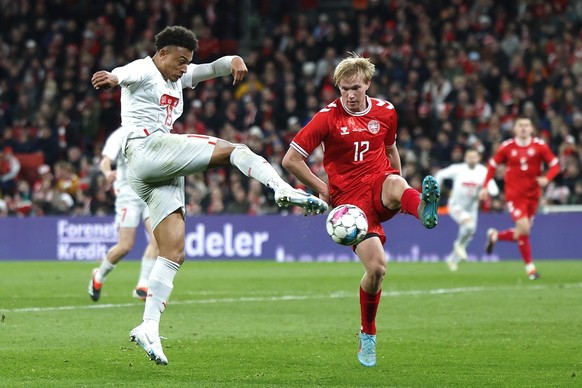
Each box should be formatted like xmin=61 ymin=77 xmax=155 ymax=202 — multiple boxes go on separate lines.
xmin=357 ymin=332 xmax=377 ymax=367
xmin=446 ymin=254 xmax=458 ymax=272
xmin=130 ymin=324 xmax=168 ymax=365
xmin=88 ymin=268 xmax=102 ymax=302
xmin=418 ymin=175 xmax=440 ymax=229
xmin=528 ymin=271 xmax=541 ymax=280
xmin=485 ymin=228 xmax=498 ymax=254
xmin=274 ymin=186 xmax=328 ymax=215
xmin=133 ymin=287 xmax=148 ymax=301
xmin=453 ymin=240 xmax=468 ymax=261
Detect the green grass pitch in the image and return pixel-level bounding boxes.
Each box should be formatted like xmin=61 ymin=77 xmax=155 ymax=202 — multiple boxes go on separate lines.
xmin=1 ymin=260 xmax=581 ymax=387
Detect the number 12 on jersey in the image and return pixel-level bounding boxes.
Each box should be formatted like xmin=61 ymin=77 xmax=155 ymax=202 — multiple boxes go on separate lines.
xmin=354 ymin=141 xmax=369 ymax=162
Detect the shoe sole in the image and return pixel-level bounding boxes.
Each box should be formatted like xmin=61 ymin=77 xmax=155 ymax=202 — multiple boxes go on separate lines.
xmin=419 ymin=176 xmax=440 ymax=229
xmin=133 ymin=288 xmax=148 ymax=301
xmin=130 ymin=330 xmax=168 ymax=365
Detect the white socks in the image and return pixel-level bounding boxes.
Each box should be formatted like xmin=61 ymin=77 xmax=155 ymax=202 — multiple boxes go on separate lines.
xmin=95 ymin=259 xmax=116 ymax=283
xmin=230 ymin=146 xmax=290 ymax=190
xmin=458 ymin=223 xmax=476 ymax=247
xmin=143 ymin=256 xmax=180 ymax=335
xmin=137 ymin=257 xmax=156 ymax=288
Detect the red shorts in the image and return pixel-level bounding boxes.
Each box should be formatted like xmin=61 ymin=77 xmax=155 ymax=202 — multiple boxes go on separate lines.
xmin=505 ymin=196 xmax=539 ymax=222
xmin=332 ymin=171 xmax=400 ymax=246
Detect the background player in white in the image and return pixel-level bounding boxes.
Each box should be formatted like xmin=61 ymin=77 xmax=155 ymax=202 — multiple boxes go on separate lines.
xmin=91 ymin=26 xmax=327 ymax=365
xmin=435 ymin=149 xmax=499 ymax=271
xmin=88 ymin=126 xmax=158 ymax=302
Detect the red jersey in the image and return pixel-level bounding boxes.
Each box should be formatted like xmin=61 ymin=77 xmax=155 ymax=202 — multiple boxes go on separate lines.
xmin=487 ymin=137 xmax=559 ymax=200
xmin=290 ymin=96 xmax=398 ymax=204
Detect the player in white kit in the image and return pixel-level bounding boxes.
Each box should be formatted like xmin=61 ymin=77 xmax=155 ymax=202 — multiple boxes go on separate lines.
xmin=88 ymin=126 xmax=158 ymax=302
xmin=91 ymin=26 xmax=327 ymax=365
xmin=435 ymin=149 xmax=499 ymax=271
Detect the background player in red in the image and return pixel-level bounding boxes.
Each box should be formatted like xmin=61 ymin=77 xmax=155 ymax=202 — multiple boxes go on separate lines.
xmin=282 ymin=53 xmax=440 ymax=367
xmin=480 ymin=117 xmax=560 ymax=279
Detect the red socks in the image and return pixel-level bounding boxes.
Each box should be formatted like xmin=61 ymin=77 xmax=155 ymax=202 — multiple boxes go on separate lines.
xmin=400 ymin=188 xmax=420 ymax=218
xmin=497 ymin=229 xmax=532 ymax=265
xmin=497 ymin=229 xmax=515 ymax=241
xmin=360 ymin=287 xmax=381 ymax=335
xmin=517 ymin=235 xmax=533 ymax=265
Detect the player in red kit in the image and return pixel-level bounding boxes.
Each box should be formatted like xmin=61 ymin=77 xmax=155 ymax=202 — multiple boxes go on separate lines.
xmin=282 ymin=53 xmax=440 ymax=367
xmin=480 ymin=117 xmax=560 ymax=279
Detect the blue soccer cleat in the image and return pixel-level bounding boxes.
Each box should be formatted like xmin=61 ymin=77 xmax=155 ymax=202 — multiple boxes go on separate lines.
xmin=418 ymin=175 xmax=440 ymax=229
xmin=357 ymin=332 xmax=377 ymax=367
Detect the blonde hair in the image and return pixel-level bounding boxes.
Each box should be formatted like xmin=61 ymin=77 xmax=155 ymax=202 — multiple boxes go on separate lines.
xmin=333 ymin=52 xmax=375 ymax=86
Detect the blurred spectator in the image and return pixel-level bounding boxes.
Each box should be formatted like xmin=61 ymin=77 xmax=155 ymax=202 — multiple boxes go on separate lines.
xmin=0 ymin=146 xmax=21 ymax=196
xmin=0 ymin=0 xmax=581 ymax=218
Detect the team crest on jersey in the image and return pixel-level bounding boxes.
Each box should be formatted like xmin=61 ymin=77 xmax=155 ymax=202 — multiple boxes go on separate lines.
xmin=511 ymin=150 xmax=517 ymax=156
xmin=527 ymin=148 xmax=535 ymax=156
xmin=368 ymin=120 xmax=380 ymax=134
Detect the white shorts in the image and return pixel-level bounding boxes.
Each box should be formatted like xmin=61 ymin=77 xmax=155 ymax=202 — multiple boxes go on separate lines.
xmin=124 ymin=130 xmax=216 ymax=229
xmin=114 ymin=184 xmax=149 ymax=228
xmin=448 ymin=204 xmax=477 ymax=226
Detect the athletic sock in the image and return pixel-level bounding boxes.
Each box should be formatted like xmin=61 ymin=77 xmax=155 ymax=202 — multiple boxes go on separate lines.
xmin=137 ymin=257 xmax=156 ymax=288
xmin=230 ymin=146 xmax=290 ymax=190
xmin=497 ymin=229 xmax=515 ymax=242
xmin=458 ymin=224 xmax=475 ymax=247
xmin=517 ymin=235 xmax=533 ymax=265
xmin=143 ymin=257 xmax=180 ymax=335
xmin=525 ymin=262 xmax=537 ymax=274
xmin=360 ymin=287 xmax=381 ymax=335
xmin=400 ymin=188 xmax=420 ymax=218
xmin=95 ymin=259 xmax=115 ymax=283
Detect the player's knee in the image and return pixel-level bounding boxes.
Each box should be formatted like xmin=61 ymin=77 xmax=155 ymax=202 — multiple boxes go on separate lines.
xmin=229 ymin=144 xmax=250 ymax=163
xmin=368 ymin=261 xmax=386 ymax=282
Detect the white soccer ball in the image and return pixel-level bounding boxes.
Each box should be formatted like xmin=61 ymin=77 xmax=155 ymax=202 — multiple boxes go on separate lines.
xmin=326 ymin=204 xmax=368 ymax=246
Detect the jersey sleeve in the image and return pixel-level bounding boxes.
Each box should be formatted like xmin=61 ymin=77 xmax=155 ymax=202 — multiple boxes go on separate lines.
xmin=434 ymin=164 xmax=458 ymax=185
xmin=490 ymin=142 xmax=508 ymax=168
xmin=112 ymin=59 xmax=148 ymax=86
xmin=182 ymin=56 xmax=234 ymax=89
xmin=101 ymin=129 xmax=123 ymax=161
xmin=384 ymin=103 xmax=397 ymax=149
xmin=540 ymin=142 xmax=560 ymax=181
xmin=290 ymin=111 xmax=329 ymax=158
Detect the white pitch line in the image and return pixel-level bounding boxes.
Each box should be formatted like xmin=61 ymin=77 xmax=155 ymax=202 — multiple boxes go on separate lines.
xmin=3 ymin=282 xmax=582 ymax=314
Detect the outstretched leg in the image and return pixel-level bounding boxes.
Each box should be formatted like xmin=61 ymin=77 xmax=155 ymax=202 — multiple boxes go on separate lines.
xmin=212 ymin=141 xmax=328 ymax=215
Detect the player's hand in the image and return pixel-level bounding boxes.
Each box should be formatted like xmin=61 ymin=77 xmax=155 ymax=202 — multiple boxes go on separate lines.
xmin=536 ymin=176 xmax=549 ymax=187
xmin=92 ymin=71 xmax=119 ymax=90
xmin=478 ymin=187 xmax=489 ymax=201
xmin=105 ymin=171 xmax=117 ymax=186
xmin=230 ymin=56 xmax=248 ymax=85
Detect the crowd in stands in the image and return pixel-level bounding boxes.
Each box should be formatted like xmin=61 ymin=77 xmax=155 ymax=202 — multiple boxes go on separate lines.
xmin=1 ymin=0 xmax=582 ymax=218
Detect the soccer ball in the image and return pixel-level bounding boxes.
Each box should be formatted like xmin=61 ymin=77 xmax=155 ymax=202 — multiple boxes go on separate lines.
xmin=326 ymin=204 xmax=368 ymax=246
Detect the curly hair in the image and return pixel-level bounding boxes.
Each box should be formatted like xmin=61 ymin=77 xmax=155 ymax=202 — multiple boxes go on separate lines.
xmin=155 ymin=26 xmax=199 ymax=52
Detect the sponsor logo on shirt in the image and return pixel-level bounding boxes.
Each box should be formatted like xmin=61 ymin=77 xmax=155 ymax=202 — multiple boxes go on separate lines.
xmin=340 ymin=126 xmax=349 ymax=135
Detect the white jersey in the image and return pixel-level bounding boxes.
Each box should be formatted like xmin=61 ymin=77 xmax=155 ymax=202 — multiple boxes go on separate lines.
xmin=102 ymin=127 xmax=132 ymax=189
xmin=115 ymin=54 xmax=235 ymax=229
xmin=435 ymin=163 xmax=499 ymax=213
xmin=112 ymin=56 xmax=234 ymax=133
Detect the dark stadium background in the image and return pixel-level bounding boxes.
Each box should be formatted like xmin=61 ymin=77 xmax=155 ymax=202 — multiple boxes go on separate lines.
xmin=1 ymin=0 xmax=581 ymax=218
